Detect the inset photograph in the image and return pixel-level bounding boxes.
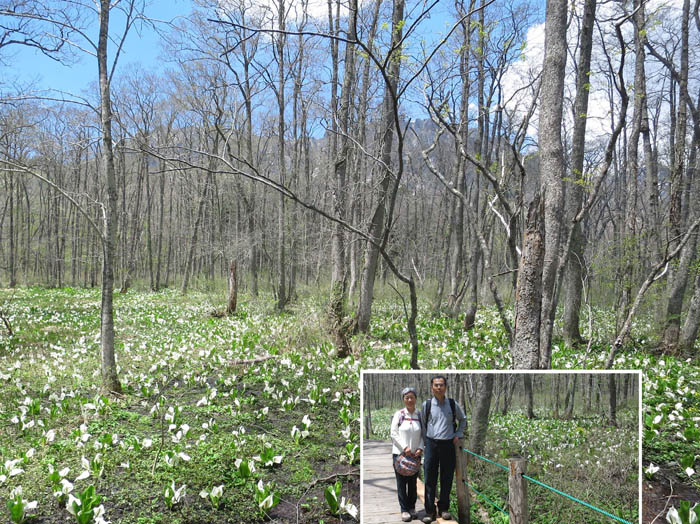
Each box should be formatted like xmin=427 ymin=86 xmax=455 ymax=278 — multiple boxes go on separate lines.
xmin=361 ymin=371 xmax=640 ymax=524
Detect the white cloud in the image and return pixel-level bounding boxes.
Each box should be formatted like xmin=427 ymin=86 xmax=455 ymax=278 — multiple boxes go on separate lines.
xmin=497 ymin=23 xmax=545 ymax=142
xmin=217 ymin=0 xmax=356 ymax=29
xmin=500 ymin=0 xmax=694 ymax=148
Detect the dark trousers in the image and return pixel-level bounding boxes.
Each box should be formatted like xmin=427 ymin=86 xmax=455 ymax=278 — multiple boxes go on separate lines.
xmin=423 ymin=438 xmax=456 ymax=515
xmin=393 ymin=454 xmax=418 ymax=512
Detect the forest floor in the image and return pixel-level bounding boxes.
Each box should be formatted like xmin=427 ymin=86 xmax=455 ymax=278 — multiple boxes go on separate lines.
xmin=0 ymin=286 xmax=699 ymax=523
xmin=0 ymin=287 xmax=360 ymax=523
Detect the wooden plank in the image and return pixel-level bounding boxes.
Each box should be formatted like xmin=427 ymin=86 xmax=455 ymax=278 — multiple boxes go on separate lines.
xmin=417 ymin=477 xmax=450 ymax=524
xmin=363 ymin=440 xmax=456 ymax=523
xmin=363 ymin=440 xmax=430 ymax=522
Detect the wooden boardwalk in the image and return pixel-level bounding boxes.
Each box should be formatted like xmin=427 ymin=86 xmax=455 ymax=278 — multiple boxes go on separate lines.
xmin=362 ymin=440 xmax=452 ymax=524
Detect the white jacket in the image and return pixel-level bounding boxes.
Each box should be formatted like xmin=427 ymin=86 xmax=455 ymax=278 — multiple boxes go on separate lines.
xmin=390 ymin=408 xmax=424 ymax=456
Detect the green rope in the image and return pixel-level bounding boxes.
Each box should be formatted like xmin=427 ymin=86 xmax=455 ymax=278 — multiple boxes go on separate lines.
xmin=461 ymin=448 xmax=509 ymax=471
xmin=463 ymin=480 xmax=508 ymax=515
xmin=522 ymin=474 xmax=633 ymax=524
xmin=460 ymin=448 xmax=633 ymax=524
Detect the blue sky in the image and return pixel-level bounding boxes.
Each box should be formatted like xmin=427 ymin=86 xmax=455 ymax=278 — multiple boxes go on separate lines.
xmin=6 ymin=0 xmax=466 ymax=97
xmin=7 ymin=1 xmax=192 ymax=96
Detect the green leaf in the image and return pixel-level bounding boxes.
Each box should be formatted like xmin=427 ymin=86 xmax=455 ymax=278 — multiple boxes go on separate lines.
xmin=324 ymin=485 xmax=339 ymax=515
xmin=679 ymin=452 xmax=695 ymax=469
xmin=9 ymin=501 xmax=25 ymax=524
xmin=678 ymin=501 xmax=691 ymax=523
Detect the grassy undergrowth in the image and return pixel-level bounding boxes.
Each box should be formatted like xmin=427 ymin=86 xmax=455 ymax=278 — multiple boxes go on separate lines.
xmin=1 ymin=286 xmax=698 ymax=523
xmin=0 ymin=287 xmax=359 ymax=523
xmin=473 ymin=410 xmax=638 ymax=524
xmin=369 ymin=405 xmax=638 ymax=523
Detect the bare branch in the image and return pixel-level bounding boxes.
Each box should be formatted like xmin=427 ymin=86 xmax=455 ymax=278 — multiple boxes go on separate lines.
xmin=0 ymin=8 xmax=98 ymax=53
xmin=0 ymin=158 xmax=105 ymax=242
xmin=1 ymin=93 xmax=97 ymax=111
xmin=420 ymin=127 xmax=513 ymax=344
xmin=141 ymin=144 xmax=413 ymax=286
xmin=606 ymin=216 xmax=700 ymax=367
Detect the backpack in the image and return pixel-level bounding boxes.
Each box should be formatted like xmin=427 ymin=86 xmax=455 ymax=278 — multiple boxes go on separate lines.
xmin=398 ymin=409 xmax=422 ymax=430
xmin=423 ymin=397 xmax=457 ymax=432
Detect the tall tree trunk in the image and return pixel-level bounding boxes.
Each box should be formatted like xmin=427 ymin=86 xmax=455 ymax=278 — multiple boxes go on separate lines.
xmin=181 ymin=169 xmax=213 ymax=294
xmin=145 ymin=154 xmax=154 ymax=291
xmin=449 ymin=1 xmax=475 ymax=319
xmin=501 ymin=376 xmax=515 ymax=416
xmin=98 ymin=0 xmax=121 ymax=394
xmin=275 ymin=0 xmax=288 ymax=311
xmin=512 ymin=195 xmax=544 ymax=369
xmin=563 ymin=374 xmax=577 ymax=419
xmin=679 ymin=125 xmax=700 ymax=352
xmin=121 ymin=156 xmax=144 ymax=293
xmin=607 ymin=375 xmax=617 ymax=427
xmin=347 ymin=0 xmax=380 ymax=306
xmin=237 ymin=28 xmax=259 ymax=297
xmin=662 ymin=0 xmax=691 ymax=352
xmin=329 ymin=0 xmax=358 ymax=358
xmin=154 ymin=160 xmax=166 ymax=291
xmin=562 ymin=0 xmax=596 ymax=345
xmin=364 ymin=374 xmax=373 ymax=438
xmin=634 ymin=0 xmax=661 ymax=265
xmin=437 ymin=202 xmax=454 ymax=314
xmin=463 ymin=0 xmax=481 ymax=329
xmin=8 ymin=174 xmax=16 ymax=287
xmin=614 ymin=0 xmax=647 ymax=346
xmin=664 ymin=231 xmax=698 ymax=351
xmin=524 ymin=374 xmax=534 ymax=419
xmin=537 ymin=0 xmax=568 ymax=368
xmin=354 ymin=0 xmax=405 ymax=333
xmin=468 ymin=374 xmax=493 ymax=455
xmin=227 ymin=260 xmax=237 ymax=315
xmin=462 ymin=247 xmax=480 ymax=330
xmin=446 ymin=163 xmax=465 ymax=315
xmin=445 ymin=209 xmax=461 ymax=314
xmin=585 ymin=374 xmax=593 ymax=413
xmin=679 ymin=270 xmax=700 ymax=352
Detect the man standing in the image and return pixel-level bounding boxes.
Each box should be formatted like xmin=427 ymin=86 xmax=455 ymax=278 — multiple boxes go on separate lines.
xmin=421 ymin=375 xmax=466 ymax=523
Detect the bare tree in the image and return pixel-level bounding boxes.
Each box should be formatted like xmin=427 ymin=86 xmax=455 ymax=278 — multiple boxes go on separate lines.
xmin=562 ymin=0 xmax=597 ymax=346
xmin=0 ymin=1 xmax=80 ymax=58
xmin=532 ymin=0 xmax=568 ymax=368
xmin=1 ymin=0 xmax=149 ymax=393
xmin=468 ymin=373 xmax=493 ymax=455
xmin=354 ymin=0 xmax=405 ymax=334
xmin=328 ymin=0 xmax=358 ymax=357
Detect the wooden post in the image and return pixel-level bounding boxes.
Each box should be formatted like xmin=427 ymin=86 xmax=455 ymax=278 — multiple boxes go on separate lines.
xmin=507 ymin=455 xmax=528 ymax=524
xmin=227 ymin=260 xmax=237 ymax=315
xmin=454 ymin=439 xmax=470 ymax=524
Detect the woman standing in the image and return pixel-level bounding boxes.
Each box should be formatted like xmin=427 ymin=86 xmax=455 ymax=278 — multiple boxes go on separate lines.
xmin=390 ymin=387 xmax=424 ymax=521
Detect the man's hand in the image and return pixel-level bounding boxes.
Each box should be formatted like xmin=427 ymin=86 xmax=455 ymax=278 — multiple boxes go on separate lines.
xmin=452 ymin=436 xmax=461 ymax=446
